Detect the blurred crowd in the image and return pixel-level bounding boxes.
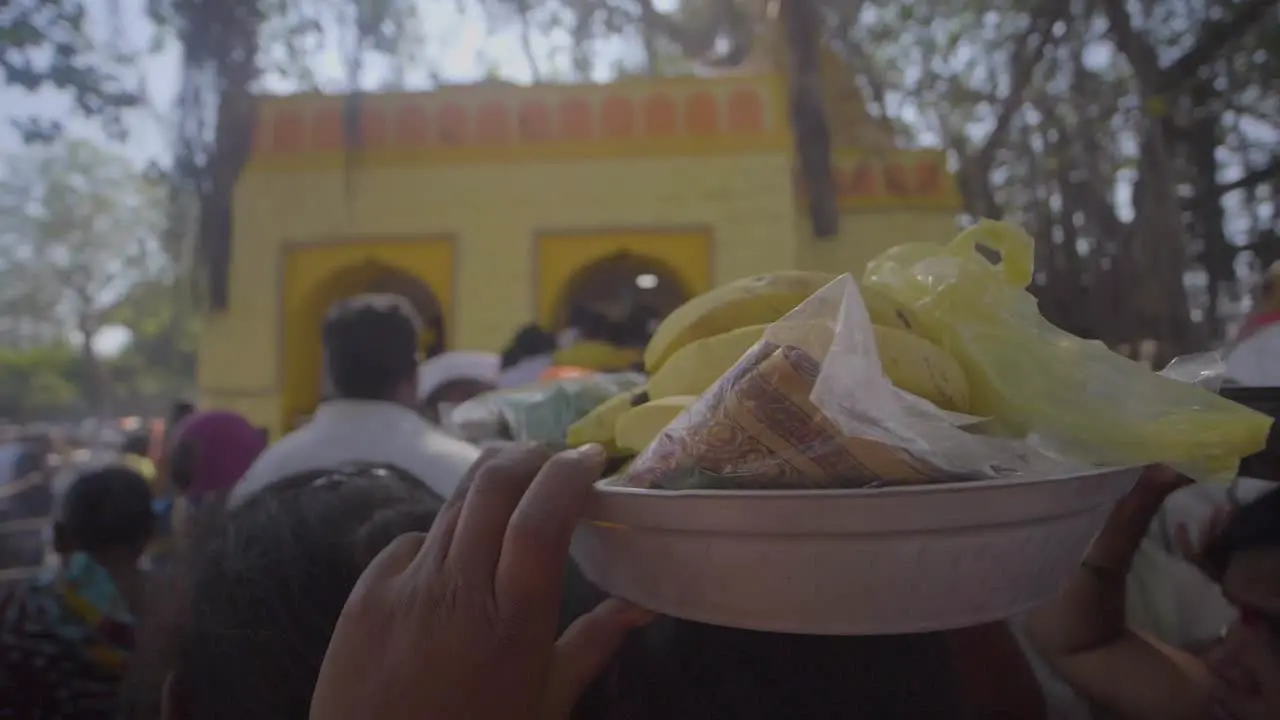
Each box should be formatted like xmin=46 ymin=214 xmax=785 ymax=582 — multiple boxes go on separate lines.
xmin=0 ymin=293 xmax=1276 ymax=720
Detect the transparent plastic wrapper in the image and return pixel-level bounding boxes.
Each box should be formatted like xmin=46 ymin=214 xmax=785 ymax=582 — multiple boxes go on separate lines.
xmin=1160 ymin=349 xmax=1228 ymax=391
xmin=862 ymin=219 xmax=1272 ymax=482
xmin=450 ymin=373 xmax=646 ymax=445
xmin=624 ymin=276 xmax=1084 ymax=491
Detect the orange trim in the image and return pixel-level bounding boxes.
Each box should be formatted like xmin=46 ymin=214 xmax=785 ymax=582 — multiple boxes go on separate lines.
xmin=249 ymin=81 xmax=785 ymax=161
xmin=644 ymin=93 xmax=679 ymax=136
xmin=686 ymin=90 xmax=719 ymax=136
xmin=312 ymin=104 xmax=343 ymax=151
xmin=559 ymin=97 xmax=593 ymax=139
xmin=601 ymin=95 xmax=636 ymax=138
xmin=395 ymin=101 xmax=431 ymax=146
xmin=361 ymin=103 xmax=390 ymax=148
xmin=727 ymin=88 xmax=764 ymax=134
xmin=795 ymin=151 xmax=961 ymax=210
xmin=518 ymin=100 xmax=552 ymax=141
xmin=476 ymin=101 xmax=511 ymax=143
xmin=439 ymin=103 xmax=468 ymax=145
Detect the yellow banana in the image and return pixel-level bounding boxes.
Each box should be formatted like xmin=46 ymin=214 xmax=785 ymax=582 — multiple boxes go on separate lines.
xmin=566 ymin=387 xmax=645 ymax=454
xmin=614 ymin=395 xmax=697 ymax=454
xmin=646 ymin=317 xmax=968 ymax=412
xmin=860 ymin=282 xmax=921 ymax=333
xmin=874 ymin=325 xmax=970 ymax=413
xmin=648 ymin=324 xmax=769 ymax=399
xmin=644 ymin=271 xmax=836 ymax=372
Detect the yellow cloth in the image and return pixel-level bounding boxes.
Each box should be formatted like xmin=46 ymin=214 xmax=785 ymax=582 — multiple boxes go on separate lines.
xmin=122 ymin=453 xmax=157 ymax=486
xmin=553 ymin=341 xmax=641 ymax=372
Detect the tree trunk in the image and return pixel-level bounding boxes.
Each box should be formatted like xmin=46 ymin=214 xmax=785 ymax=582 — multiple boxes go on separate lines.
xmin=779 ymin=0 xmax=838 ymax=237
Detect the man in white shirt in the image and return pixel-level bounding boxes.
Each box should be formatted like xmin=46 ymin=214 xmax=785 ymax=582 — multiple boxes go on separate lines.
xmin=232 ymin=294 xmax=481 ymax=505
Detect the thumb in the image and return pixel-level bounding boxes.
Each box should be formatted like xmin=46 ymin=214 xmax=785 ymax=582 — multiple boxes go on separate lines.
xmin=543 ymin=598 xmax=655 ymax=719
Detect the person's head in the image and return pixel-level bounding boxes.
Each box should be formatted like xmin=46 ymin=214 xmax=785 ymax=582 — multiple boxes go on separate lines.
xmin=323 ymin=293 xmax=423 ymax=405
xmin=123 ymin=430 xmax=152 ymax=458
xmin=138 ymin=465 xmax=440 ymax=720
xmin=168 ymin=411 xmax=268 ymax=499
xmin=1202 ymin=486 xmax=1280 ymax=714
xmin=169 ymin=401 xmax=196 ymax=430
xmin=559 ymin=563 xmax=957 ymax=720
xmin=501 ymin=323 xmax=557 ymax=370
xmin=416 ymin=351 xmax=500 ymax=424
xmin=53 ymin=466 xmax=155 ymax=563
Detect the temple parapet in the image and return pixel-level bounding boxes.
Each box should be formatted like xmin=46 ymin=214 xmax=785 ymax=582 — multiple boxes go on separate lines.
xmin=249 ymin=76 xmax=791 ymax=167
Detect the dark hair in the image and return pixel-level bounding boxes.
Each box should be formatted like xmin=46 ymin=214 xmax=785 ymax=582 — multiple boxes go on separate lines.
xmin=122 ymin=430 xmax=151 ymax=457
xmin=501 ymin=323 xmax=557 ymax=369
xmin=1204 ymin=485 xmax=1280 ymax=581
xmin=56 ymin=466 xmax=154 ymax=556
xmin=169 ymin=401 xmax=196 ymax=429
xmin=150 ymin=465 xmax=441 ymax=720
xmin=323 ymin=294 xmax=423 ymax=400
xmin=168 ymin=435 xmax=198 ymax=493
xmin=562 ymin=564 xmax=959 ymax=720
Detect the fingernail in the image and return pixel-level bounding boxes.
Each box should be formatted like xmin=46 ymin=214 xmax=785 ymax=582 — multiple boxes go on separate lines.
xmin=575 ymin=443 xmax=607 ymax=462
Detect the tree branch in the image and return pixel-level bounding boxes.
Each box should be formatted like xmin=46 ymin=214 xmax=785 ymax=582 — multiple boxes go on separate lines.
xmin=1097 ymin=0 xmax=1163 ymax=84
xmin=1161 ymin=0 xmax=1278 ymax=91
xmin=976 ymin=3 xmax=1068 ymax=167
xmin=1218 ymin=154 xmax=1280 ymax=197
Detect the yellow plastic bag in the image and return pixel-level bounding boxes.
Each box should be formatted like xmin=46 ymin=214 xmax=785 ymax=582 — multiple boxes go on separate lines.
xmin=863 ymin=219 xmax=1272 ymax=481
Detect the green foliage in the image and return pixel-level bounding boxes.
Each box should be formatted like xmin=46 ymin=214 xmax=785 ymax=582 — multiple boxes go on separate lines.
xmin=0 ymin=139 xmax=181 ymax=417
xmin=0 ymin=345 xmax=83 ymax=420
xmin=0 ymin=0 xmax=143 ymax=142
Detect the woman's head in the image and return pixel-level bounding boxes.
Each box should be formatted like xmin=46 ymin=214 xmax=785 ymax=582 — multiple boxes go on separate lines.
xmin=150 ymin=465 xmax=441 ymax=720
xmin=1202 ymin=486 xmax=1280 ymax=715
xmin=168 ymin=411 xmax=268 ymax=499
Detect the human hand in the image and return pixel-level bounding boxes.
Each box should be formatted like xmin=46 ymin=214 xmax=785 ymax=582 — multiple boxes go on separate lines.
xmin=309 ymin=443 xmax=655 ymax=720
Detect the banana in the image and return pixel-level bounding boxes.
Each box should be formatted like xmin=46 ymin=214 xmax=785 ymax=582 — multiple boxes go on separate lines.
xmin=874 ymin=325 xmax=970 ymax=413
xmin=648 ymin=324 xmax=769 ymax=399
xmin=566 ymin=387 xmax=644 ymax=454
xmin=646 ymin=316 xmax=968 ymax=412
xmin=860 ymin=282 xmax=921 ymax=333
xmin=614 ymin=395 xmax=698 ymax=454
xmin=644 ymin=271 xmax=836 ymax=372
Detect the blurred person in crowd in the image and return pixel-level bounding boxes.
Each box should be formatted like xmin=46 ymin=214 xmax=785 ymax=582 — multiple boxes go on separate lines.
xmin=121 ymin=431 xmax=158 ymax=488
xmin=235 ymin=294 xmax=480 ymax=504
xmin=119 ymin=464 xmax=449 ymax=720
xmin=0 ymin=466 xmax=154 ymax=719
xmin=500 ymin=323 xmax=559 ymax=388
xmin=156 ymin=410 xmax=268 ymax=558
xmin=168 ymin=401 xmax=196 ymax=431
xmin=552 ymin=306 xmax=642 ymax=372
xmin=168 ymin=411 xmax=268 ymax=509
xmin=416 ymin=350 xmax=501 ymax=424
xmin=1028 ymin=467 xmax=1280 ymax=720
xmin=1226 ymin=262 xmax=1280 ymax=386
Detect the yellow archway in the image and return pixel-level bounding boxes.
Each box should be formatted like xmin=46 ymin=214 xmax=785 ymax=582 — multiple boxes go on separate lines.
xmin=281 ymin=239 xmax=453 ymax=430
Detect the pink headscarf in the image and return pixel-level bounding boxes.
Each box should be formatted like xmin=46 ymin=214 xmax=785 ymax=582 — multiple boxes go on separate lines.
xmin=171 ymin=411 xmax=267 ymax=497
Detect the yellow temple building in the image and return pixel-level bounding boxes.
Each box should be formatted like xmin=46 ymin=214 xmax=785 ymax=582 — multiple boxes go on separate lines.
xmin=197 ymin=33 xmax=963 ymax=437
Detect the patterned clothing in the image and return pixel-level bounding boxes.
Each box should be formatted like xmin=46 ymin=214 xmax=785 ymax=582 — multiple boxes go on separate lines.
xmin=0 ymin=553 xmax=136 ymax=719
